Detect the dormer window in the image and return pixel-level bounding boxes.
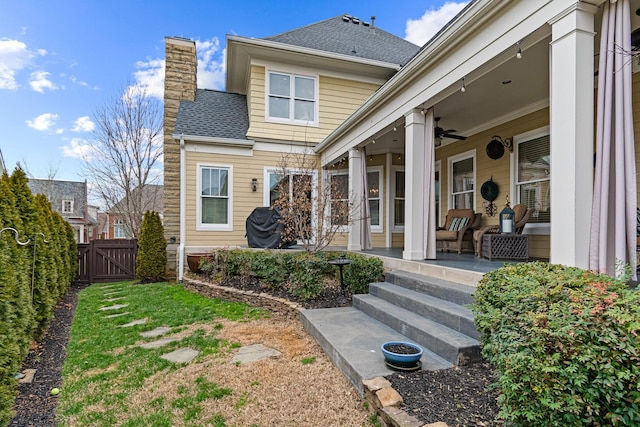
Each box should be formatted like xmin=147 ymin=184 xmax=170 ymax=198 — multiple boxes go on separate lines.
xmin=267 ymin=71 xmax=317 ymax=125
xmin=62 ymin=199 xmax=73 ymax=213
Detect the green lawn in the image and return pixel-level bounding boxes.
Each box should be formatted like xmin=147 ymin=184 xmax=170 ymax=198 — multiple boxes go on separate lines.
xmin=57 ymin=281 xmax=263 ymax=426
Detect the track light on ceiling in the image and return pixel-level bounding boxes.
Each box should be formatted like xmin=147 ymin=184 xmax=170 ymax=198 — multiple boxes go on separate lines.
xmin=516 ymin=40 xmax=522 ymax=59
xmin=460 ymin=77 xmax=466 ymax=93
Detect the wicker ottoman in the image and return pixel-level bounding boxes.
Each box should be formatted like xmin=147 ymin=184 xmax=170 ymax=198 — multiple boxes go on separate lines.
xmin=482 ymin=234 xmax=529 ymax=261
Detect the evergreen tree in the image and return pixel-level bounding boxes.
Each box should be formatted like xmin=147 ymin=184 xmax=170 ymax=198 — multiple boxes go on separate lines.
xmin=136 ymin=211 xmax=166 ymax=282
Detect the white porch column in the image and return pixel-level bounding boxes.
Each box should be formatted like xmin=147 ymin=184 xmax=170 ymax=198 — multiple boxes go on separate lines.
xmin=348 ymin=147 xmax=362 ymax=251
xmin=548 ymin=3 xmax=597 ymax=269
xmin=403 ymin=109 xmax=426 ymax=260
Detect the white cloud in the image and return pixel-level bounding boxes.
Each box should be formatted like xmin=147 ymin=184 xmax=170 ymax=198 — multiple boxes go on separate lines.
xmin=127 ymin=36 xmax=225 ymax=100
xmin=29 ymin=70 xmax=58 ymax=93
xmin=405 ymin=2 xmax=469 ymax=46
xmin=131 ymin=57 xmax=165 ymax=100
xmin=72 ymin=116 xmax=95 ymax=132
xmin=60 ymin=137 xmax=96 ymax=160
xmin=26 ymin=113 xmax=59 ymax=131
xmin=196 ymin=38 xmax=225 ymax=90
xmin=0 ymin=38 xmax=33 ymax=90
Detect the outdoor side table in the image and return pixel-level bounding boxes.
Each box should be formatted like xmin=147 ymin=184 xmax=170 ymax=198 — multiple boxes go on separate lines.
xmin=482 ymin=234 xmax=529 ymax=261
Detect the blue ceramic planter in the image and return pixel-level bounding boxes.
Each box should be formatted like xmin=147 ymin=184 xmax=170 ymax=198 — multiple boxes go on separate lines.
xmin=381 ymin=341 xmax=423 ymax=366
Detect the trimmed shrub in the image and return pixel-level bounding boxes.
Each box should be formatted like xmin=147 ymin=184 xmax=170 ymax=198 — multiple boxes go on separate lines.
xmin=343 ymin=254 xmax=384 ymax=294
xmin=472 ymin=262 xmax=640 ymax=426
xmin=136 ymin=211 xmax=166 ymax=282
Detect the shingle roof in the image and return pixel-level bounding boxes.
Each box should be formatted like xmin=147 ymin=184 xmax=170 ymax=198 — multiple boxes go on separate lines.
xmin=174 ymin=89 xmax=249 ymax=140
xmin=263 ymin=15 xmax=420 ymax=66
xmin=27 ymin=179 xmax=87 ymax=219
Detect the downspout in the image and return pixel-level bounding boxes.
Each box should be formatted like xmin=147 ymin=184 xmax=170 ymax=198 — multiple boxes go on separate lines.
xmin=178 ymin=134 xmax=186 ymax=283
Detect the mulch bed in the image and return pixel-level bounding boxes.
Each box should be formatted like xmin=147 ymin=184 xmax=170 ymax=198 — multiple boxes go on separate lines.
xmin=10 ymin=277 xmax=501 ymax=427
xmin=10 ymin=282 xmax=86 ymax=427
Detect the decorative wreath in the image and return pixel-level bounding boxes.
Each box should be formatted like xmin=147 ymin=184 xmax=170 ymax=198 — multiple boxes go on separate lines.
xmin=481 ymin=178 xmax=499 ymax=202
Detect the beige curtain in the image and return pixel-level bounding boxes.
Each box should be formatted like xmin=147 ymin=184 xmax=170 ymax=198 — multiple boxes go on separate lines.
xmin=589 ymin=0 xmax=636 ymax=278
xmin=423 ymin=109 xmax=436 ymax=259
xmin=360 ymin=147 xmax=372 ymax=250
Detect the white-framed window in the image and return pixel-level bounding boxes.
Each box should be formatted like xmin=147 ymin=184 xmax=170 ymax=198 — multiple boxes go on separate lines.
xmin=266 ymin=70 xmax=317 ymax=125
xmin=62 ymin=199 xmax=73 ymax=213
xmin=264 ymin=167 xmax=317 ymax=236
xmin=367 ymin=166 xmax=383 ymax=232
xmin=449 ymin=150 xmax=476 ymax=209
xmin=327 ymin=170 xmax=349 ymax=226
xmin=515 ymin=132 xmax=550 ymax=225
xmin=197 ymin=164 xmax=233 ymax=231
xmin=391 ymin=167 xmax=405 ymax=230
xmin=114 ymin=219 xmax=126 ymax=239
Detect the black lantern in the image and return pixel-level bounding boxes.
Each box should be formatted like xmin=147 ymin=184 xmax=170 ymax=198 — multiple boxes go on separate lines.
xmin=499 ymin=196 xmax=515 ymax=234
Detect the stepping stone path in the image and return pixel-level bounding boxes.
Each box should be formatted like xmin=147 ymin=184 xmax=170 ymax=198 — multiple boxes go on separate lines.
xmin=94 ymin=288 xmax=202 ymax=366
xmin=119 ymin=319 xmax=147 ymax=328
xmin=138 ymin=338 xmax=179 ymax=349
xmin=231 ymin=344 xmax=282 ymax=364
xmin=99 ymin=304 xmax=128 ymax=311
xmin=140 ymin=327 xmax=171 ymax=338
xmin=105 ymin=312 xmax=131 ymax=318
xmin=161 ymin=347 xmax=199 ymax=363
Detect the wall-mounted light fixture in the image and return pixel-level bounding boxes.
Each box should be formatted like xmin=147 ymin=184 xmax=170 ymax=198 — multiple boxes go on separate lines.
xmin=516 ymin=40 xmax=523 ymax=59
xmin=460 ymin=77 xmax=466 ymax=93
xmin=251 ymin=177 xmax=258 ymax=192
xmin=486 ymin=135 xmax=513 ymax=160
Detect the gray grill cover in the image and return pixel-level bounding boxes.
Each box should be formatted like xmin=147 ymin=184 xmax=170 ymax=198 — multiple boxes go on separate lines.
xmin=246 ymin=207 xmax=294 ymax=249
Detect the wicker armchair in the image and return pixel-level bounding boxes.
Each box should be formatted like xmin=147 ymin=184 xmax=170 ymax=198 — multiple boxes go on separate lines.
xmin=436 ymin=209 xmax=481 ymax=254
xmin=473 ymin=204 xmax=532 ymax=257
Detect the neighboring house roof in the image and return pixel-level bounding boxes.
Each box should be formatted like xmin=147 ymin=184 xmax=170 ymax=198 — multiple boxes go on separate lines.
xmin=108 ymin=184 xmax=164 ymax=215
xmin=27 ymin=179 xmax=87 ymax=220
xmin=174 ymin=90 xmax=249 ymax=140
xmin=263 ymin=15 xmax=420 ymax=66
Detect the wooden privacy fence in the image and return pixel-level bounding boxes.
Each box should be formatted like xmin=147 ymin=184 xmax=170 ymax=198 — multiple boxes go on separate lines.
xmin=77 ymin=239 xmax=138 ymax=284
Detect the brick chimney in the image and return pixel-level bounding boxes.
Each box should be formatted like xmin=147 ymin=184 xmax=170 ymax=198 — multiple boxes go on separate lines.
xmin=163 ymin=36 xmax=197 ymax=281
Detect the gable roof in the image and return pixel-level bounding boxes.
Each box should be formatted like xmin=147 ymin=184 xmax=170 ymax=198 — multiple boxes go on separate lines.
xmin=174 ymin=89 xmax=250 ymax=140
xmin=27 ymin=178 xmax=87 ymax=219
xmin=264 ymin=15 xmax=420 ymax=66
xmin=108 ymin=184 xmax=164 ymax=214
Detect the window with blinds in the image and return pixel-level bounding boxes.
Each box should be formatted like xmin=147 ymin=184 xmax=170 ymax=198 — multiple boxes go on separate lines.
xmin=516 ymin=134 xmax=550 ymax=223
xmin=451 ymin=156 xmax=474 ymax=209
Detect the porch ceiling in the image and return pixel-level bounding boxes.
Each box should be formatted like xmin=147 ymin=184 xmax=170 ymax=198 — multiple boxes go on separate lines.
xmin=367 ymin=33 xmax=552 ymax=156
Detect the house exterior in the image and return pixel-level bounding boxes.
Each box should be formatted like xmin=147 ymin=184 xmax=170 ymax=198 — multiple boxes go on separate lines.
xmin=165 ymin=1 xmax=640 ymax=281
xmin=163 ymin=17 xmax=420 ymax=279
xmin=27 ymin=178 xmax=93 ymax=243
xmin=106 ymin=184 xmax=164 ymax=239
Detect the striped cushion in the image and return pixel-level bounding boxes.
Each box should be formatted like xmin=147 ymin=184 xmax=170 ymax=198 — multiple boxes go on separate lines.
xmin=448 ymin=217 xmax=470 ymax=231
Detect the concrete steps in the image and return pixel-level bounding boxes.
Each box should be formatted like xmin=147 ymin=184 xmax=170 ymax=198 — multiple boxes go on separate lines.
xmin=300 ymin=269 xmax=481 ymax=395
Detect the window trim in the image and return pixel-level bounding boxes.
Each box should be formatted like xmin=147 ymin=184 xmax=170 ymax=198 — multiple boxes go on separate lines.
xmin=263 ymin=166 xmax=318 ymax=237
xmin=448 ymin=149 xmax=476 ymax=210
xmin=265 ymin=69 xmax=319 ymax=126
xmin=196 ymin=163 xmax=233 ymax=231
xmin=62 ymin=199 xmax=73 ymax=214
xmin=512 ymin=126 xmax=551 ymax=235
xmin=113 ymin=219 xmax=126 ymax=239
xmin=367 ymin=166 xmax=384 ymax=233
xmin=326 ymin=169 xmax=349 ymax=230
xmin=391 ymin=166 xmax=405 ymax=232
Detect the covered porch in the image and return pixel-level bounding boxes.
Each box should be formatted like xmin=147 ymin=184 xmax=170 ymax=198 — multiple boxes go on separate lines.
xmin=316 ymin=0 xmax=640 ymax=277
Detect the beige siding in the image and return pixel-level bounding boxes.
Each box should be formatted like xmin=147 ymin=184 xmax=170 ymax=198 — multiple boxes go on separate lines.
xmin=436 ymin=107 xmax=551 ymax=258
xmin=185 ymin=149 xmax=292 ymax=247
xmin=391 ymin=233 xmax=404 ymax=248
xmin=246 ymin=65 xmax=380 ymax=144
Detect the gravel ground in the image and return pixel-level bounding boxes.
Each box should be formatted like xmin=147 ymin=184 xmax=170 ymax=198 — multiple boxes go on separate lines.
xmin=10 ymin=278 xmax=501 ymax=427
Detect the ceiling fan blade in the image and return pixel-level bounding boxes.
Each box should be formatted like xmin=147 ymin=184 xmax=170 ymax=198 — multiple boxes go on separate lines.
xmin=442 ymin=133 xmax=467 ymax=141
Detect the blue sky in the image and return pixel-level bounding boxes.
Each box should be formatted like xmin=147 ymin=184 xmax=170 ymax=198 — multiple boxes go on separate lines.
xmin=0 ymin=0 xmax=466 ymax=190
